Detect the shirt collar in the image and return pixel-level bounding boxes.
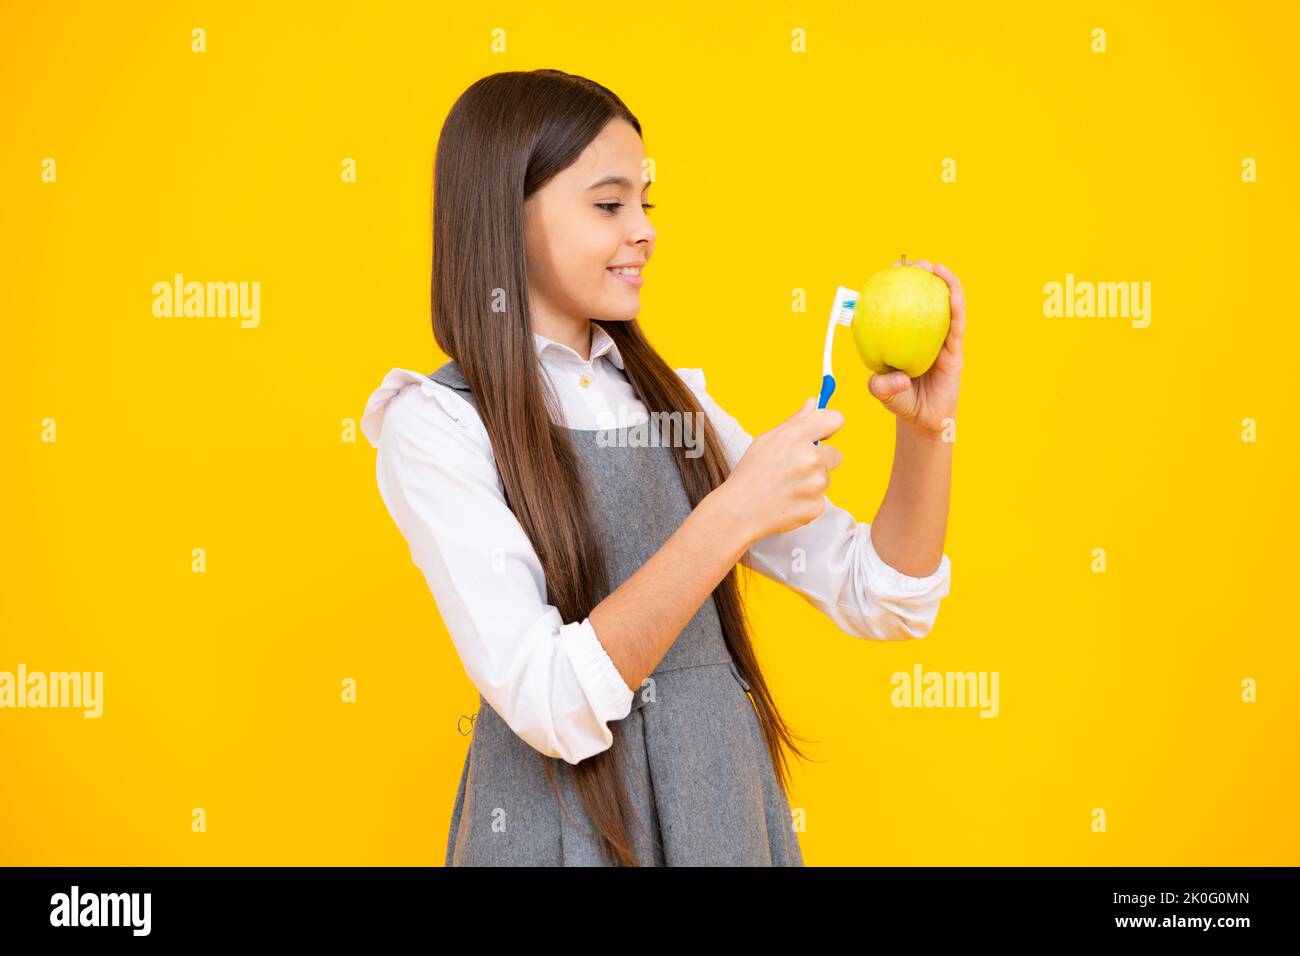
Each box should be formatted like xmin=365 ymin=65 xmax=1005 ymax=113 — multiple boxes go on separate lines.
xmin=531 ymin=321 xmax=625 ymax=371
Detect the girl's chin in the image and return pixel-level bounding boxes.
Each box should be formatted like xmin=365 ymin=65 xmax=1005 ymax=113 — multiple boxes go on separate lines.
xmin=598 ymin=302 xmax=640 ymax=322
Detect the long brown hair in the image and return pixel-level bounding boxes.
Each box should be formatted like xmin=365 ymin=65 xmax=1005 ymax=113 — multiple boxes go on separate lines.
xmin=430 ymin=68 xmax=814 ymax=866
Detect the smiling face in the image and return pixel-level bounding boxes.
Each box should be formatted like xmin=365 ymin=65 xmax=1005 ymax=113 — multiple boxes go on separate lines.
xmin=523 ymin=118 xmax=656 ymax=344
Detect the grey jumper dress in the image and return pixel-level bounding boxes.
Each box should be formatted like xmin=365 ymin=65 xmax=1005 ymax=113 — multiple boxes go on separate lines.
xmin=430 ymin=359 xmax=804 ymax=866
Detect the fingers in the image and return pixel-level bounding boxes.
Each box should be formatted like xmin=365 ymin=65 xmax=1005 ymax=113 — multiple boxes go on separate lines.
xmin=932 ymin=262 xmax=966 ymax=329
xmin=785 ymin=396 xmax=818 ymax=428
xmin=789 ymin=401 xmax=846 ymax=443
xmin=815 ymin=441 xmax=843 ymax=471
xmin=930 ymin=263 xmax=965 ymax=347
xmin=933 ymin=262 xmax=964 ymax=301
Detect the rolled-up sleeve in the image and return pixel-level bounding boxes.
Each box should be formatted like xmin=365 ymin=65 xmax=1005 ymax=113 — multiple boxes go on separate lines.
xmin=363 ymin=370 xmax=634 ymax=764
xmin=744 ymin=505 xmax=952 ymax=640
xmin=673 ymin=366 xmax=953 ymax=641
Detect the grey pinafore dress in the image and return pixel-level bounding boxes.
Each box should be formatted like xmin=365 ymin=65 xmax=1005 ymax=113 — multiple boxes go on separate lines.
xmin=430 ymin=359 xmax=804 ymax=866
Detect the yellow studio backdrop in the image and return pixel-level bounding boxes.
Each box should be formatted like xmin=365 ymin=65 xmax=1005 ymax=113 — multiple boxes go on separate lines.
xmin=2 ymin=1 xmax=1297 ymax=866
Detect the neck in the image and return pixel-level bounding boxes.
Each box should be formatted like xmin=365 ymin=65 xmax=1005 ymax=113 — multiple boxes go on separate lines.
xmin=533 ymin=316 xmax=593 ymax=362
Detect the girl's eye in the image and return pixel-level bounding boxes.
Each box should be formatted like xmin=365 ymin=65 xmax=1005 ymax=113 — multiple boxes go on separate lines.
xmin=596 ymin=202 xmax=656 ymax=214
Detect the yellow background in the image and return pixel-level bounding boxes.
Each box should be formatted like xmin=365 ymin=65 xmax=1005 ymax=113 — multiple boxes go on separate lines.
xmin=2 ymin=1 xmax=1296 ymax=865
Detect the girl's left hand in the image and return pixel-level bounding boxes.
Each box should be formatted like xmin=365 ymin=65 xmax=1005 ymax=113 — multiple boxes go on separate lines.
xmin=866 ymin=259 xmax=965 ymax=439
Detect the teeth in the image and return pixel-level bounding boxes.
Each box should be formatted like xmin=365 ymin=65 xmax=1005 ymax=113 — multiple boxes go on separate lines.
xmin=609 ymin=267 xmax=641 ymax=276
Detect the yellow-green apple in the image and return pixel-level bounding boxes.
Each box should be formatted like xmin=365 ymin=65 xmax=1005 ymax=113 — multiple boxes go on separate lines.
xmin=851 ymin=256 xmax=951 ymax=378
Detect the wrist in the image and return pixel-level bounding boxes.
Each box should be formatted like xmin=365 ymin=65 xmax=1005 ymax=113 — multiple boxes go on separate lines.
xmin=898 ymin=417 xmax=947 ymax=443
xmin=701 ymin=484 xmax=759 ymax=557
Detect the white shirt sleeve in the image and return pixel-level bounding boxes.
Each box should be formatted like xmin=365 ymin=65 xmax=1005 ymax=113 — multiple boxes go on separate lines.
xmin=674 ymin=367 xmax=953 ymax=641
xmin=360 ymin=369 xmax=635 ymax=765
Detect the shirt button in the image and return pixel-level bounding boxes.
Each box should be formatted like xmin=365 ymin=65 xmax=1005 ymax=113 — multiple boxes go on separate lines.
xmin=578 ymin=373 xmax=592 ymax=388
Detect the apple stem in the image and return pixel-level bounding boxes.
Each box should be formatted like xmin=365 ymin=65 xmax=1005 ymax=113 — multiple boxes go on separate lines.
xmin=901 ymin=253 xmax=907 ymax=267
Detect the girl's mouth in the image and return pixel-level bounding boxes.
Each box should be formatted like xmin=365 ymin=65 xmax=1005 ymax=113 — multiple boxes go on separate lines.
xmin=606 ymin=267 xmax=644 ymax=289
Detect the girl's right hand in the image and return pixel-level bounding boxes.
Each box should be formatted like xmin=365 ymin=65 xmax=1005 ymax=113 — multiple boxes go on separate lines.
xmin=718 ymin=397 xmax=845 ymax=542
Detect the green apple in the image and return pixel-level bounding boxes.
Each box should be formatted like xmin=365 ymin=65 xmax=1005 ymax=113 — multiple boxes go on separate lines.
xmin=851 ymin=256 xmax=951 ymax=378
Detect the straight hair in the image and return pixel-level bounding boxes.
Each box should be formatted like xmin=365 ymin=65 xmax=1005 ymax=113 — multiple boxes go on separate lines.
xmin=430 ymin=68 xmax=815 ymax=865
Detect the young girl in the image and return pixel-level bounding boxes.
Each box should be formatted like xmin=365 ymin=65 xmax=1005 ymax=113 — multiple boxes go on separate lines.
xmin=360 ymin=69 xmax=964 ymax=867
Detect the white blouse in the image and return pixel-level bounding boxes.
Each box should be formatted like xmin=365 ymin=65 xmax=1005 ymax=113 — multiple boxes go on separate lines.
xmin=360 ymin=321 xmax=952 ymax=765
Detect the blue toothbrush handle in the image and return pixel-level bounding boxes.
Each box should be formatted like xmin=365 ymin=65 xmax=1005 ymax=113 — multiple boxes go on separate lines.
xmin=813 ymin=374 xmax=835 ymax=445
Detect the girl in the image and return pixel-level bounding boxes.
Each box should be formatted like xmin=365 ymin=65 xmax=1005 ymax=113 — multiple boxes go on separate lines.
xmin=360 ymin=69 xmax=964 ymax=866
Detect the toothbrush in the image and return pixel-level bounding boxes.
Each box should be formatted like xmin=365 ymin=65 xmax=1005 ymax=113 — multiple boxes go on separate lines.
xmin=813 ymin=285 xmax=858 ymax=446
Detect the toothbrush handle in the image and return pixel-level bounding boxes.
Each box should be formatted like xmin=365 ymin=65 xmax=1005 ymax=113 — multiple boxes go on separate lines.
xmin=813 ymin=374 xmax=835 ymax=445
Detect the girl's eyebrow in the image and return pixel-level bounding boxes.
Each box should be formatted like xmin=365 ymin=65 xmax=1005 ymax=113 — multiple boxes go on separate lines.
xmin=584 ymin=175 xmax=650 ymax=191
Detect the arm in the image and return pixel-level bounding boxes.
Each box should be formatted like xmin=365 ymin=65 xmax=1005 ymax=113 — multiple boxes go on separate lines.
xmin=590 ymin=488 xmax=753 ymax=697
xmin=862 ymin=258 xmax=965 ymax=579
xmin=363 ymin=369 xmax=754 ymax=765
xmin=868 ymin=419 xmax=952 ymax=577
xmin=676 ymin=367 xmax=952 ymax=640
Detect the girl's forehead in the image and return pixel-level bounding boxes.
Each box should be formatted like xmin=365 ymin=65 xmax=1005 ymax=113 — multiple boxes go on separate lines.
xmin=565 ymin=124 xmax=646 ymax=183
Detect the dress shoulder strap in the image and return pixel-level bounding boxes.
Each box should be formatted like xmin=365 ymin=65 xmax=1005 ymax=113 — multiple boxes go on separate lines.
xmin=427 ymin=359 xmax=470 ymax=393
xmin=427 ymin=359 xmax=482 ymax=416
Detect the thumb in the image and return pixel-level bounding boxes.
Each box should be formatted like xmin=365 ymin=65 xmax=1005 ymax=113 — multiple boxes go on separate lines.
xmin=788 ymin=395 xmax=818 ymax=425
xmin=785 ymin=396 xmax=817 ymax=425
xmin=869 ymin=371 xmax=912 ymax=403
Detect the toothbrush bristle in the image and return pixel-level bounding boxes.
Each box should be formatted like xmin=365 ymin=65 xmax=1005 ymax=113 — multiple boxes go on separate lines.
xmin=835 ymin=288 xmax=858 ymax=326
